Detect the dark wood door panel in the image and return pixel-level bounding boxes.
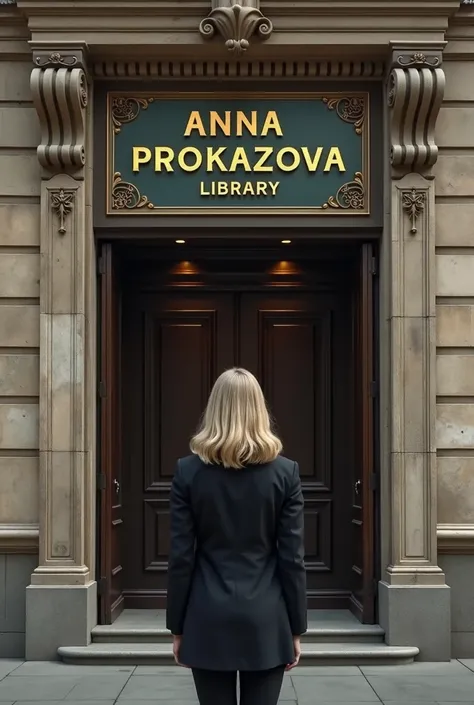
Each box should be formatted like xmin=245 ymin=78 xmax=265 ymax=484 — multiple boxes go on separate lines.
xmin=240 ymin=293 xmax=354 ymax=607
xmin=122 ymin=293 xmax=235 ymax=606
xmin=99 ymin=243 xmax=125 ymax=624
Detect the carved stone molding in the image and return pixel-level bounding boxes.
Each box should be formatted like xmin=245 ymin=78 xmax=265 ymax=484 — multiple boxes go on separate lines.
xmin=388 ymin=42 xmax=446 ymax=177
xmin=200 ymin=0 xmax=273 ymax=55
xmin=30 ymin=43 xmax=89 ymax=175
xmin=402 ymin=188 xmax=427 ymax=234
xmin=94 ymin=59 xmax=385 ymax=79
xmin=51 ymin=189 xmax=75 ymax=235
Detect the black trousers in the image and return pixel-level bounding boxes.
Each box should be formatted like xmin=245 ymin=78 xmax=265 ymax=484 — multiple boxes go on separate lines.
xmin=192 ymin=665 xmax=285 ymax=705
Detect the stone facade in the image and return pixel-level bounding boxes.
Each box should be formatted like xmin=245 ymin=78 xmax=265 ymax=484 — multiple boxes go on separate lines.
xmin=0 ymin=0 xmax=473 ymax=661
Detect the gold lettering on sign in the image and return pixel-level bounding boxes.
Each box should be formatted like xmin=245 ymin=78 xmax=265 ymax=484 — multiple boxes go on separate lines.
xmin=129 ymin=108 xmax=352 ymax=201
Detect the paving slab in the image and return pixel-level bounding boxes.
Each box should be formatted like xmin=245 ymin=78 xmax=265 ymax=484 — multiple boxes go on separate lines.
xmin=14 ymin=702 xmax=117 ymax=705
xmin=0 ymin=660 xmax=23 ymax=680
xmin=360 ymin=660 xmax=471 ymax=675
xmin=134 ymin=666 xmax=192 ymax=676
xmin=365 ymin=675 xmax=474 ymax=702
xmin=118 ymin=675 xmax=198 ymax=700
xmin=65 ymin=673 xmax=132 ymax=700
xmin=459 ymin=659 xmax=474 ymax=673
xmin=291 ymin=675 xmax=380 ymax=702
xmin=291 ymin=666 xmax=361 ymax=676
xmin=0 ymin=674 xmax=78 ymax=701
xmin=11 ymin=662 xmax=135 ymax=676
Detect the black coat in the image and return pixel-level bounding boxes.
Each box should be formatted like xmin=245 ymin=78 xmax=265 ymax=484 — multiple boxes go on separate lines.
xmin=166 ymin=454 xmax=307 ymax=671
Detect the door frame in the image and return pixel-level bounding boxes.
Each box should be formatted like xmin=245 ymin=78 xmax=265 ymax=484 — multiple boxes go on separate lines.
xmin=96 ymin=238 xmax=380 ymax=623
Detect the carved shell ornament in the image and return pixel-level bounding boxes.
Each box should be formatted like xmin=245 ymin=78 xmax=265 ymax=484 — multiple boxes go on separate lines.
xmin=199 ymin=0 xmax=273 ymax=55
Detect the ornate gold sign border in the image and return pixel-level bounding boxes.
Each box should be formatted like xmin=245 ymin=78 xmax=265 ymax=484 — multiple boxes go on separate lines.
xmin=106 ymin=92 xmax=370 ymax=216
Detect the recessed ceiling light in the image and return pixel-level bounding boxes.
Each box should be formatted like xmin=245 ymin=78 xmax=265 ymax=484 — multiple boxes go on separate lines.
xmin=176 ymin=239 xmax=186 ymax=244
xmin=281 ymin=239 xmax=291 ymax=244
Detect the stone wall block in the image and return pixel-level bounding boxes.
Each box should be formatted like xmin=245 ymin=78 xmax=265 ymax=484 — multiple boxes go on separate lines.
xmin=437 ymin=254 xmax=474 ymax=297
xmin=0 ymin=457 xmax=39 ymax=526
xmin=0 ymin=404 xmax=38 ymax=451
xmin=438 ymin=457 xmax=474 ymax=526
xmin=437 ymin=404 xmax=474 ymax=449
xmin=437 ymin=305 xmax=474 ymax=347
xmin=0 ymin=254 xmax=40 ymax=298
xmin=0 ymin=354 xmax=39 ymax=396
xmin=436 ymin=204 xmax=474 ymax=247
xmin=437 ymin=355 xmax=474 ymax=396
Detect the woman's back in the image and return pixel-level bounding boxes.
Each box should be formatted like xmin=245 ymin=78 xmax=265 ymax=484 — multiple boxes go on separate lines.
xmin=165 ymin=367 xmax=307 ymax=678
xmin=167 ymin=453 xmax=306 ymax=671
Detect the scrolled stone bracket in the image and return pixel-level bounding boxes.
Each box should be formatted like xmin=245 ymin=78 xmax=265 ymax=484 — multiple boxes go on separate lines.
xmin=30 ymin=42 xmax=89 ymax=177
xmin=199 ymin=0 xmax=273 ymax=55
xmin=388 ymin=42 xmax=446 ymax=178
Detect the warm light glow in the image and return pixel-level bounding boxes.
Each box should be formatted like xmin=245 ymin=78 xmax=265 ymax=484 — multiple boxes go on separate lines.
xmin=281 ymin=239 xmax=291 ymax=244
xmin=176 ymin=239 xmax=186 ymax=244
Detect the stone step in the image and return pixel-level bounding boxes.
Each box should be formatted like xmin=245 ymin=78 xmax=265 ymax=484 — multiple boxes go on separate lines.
xmin=92 ymin=624 xmax=385 ymax=645
xmin=58 ymin=642 xmax=419 ymax=666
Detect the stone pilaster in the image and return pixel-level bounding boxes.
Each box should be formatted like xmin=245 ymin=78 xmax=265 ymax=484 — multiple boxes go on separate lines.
xmin=379 ymin=42 xmax=451 ymax=661
xmin=25 ymin=43 xmax=97 ymax=660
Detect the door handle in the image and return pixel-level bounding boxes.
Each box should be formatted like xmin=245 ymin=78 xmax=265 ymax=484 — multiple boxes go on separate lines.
xmin=354 ymin=479 xmax=361 ymax=495
xmin=114 ymin=478 xmax=120 ymax=494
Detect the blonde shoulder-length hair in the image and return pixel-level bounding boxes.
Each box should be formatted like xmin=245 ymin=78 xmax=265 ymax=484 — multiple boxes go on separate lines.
xmin=190 ymin=368 xmax=282 ymax=469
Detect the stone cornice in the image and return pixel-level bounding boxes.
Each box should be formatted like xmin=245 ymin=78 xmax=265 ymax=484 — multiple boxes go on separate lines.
xmin=16 ymin=1 xmax=461 ymax=16
xmin=16 ymin=0 xmax=460 ymax=50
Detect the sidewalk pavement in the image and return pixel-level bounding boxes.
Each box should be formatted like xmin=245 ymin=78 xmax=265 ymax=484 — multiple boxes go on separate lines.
xmin=0 ymin=659 xmax=474 ymax=704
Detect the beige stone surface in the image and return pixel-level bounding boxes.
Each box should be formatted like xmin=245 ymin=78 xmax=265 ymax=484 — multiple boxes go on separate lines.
xmin=436 ymin=107 xmax=474 ymax=148
xmin=0 ymin=456 xmax=38 ymax=524
xmin=434 ymin=156 xmax=474 ymax=197
xmin=40 ymin=314 xmax=85 ymax=452
xmin=0 ymin=204 xmax=40 ymax=247
xmin=436 ymin=204 xmax=474 ymax=247
xmin=392 ymin=316 xmax=435 ymax=453
xmin=0 ymin=61 xmax=31 ymax=102
xmin=0 ymin=107 xmax=40 ymax=148
xmin=0 ymin=254 xmax=40 ymax=298
xmin=437 ymin=255 xmax=474 ymax=297
xmin=437 ymin=305 xmax=474 ymax=347
xmin=437 ymin=355 xmax=474 ymax=396
xmin=438 ymin=456 xmax=474 ymax=525
xmin=0 ymin=403 xmax=38 ymax=450
xmin=0 ymin=354 xmax=39 ymax=396
xmin=437 ymin=404 xmax=474 ymax=449
xmin=443 ymin=61 xmax=474 ymax=102
xmin=0 ymin=155 xmax=40 ymax=197
xmin=0 ymin=305 xmax=39 ymax=347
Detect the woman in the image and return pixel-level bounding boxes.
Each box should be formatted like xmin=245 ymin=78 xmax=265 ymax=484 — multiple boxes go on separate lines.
xmin=166 ymin=367 xmax=307 ymax=705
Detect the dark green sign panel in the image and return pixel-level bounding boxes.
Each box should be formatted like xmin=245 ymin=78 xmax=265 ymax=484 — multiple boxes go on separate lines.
xmin=107 ymin=92 xmax=369 ymax=215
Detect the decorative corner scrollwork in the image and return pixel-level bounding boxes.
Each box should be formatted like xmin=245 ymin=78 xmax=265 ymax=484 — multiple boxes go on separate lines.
xmin=199 ymin=0 xmax=273 ymax=56
xmin=322 ymin=96 xmax=365 ymax=135
xmin=402 ymin=188 xmax=426 ymax=234
xmin=323 ymin=172 xmax=365 ymax=211
xmin=112 ymin=97 xmax=154 ymax=134
xmin=51 ymin=189 xmax=75 ymax=235
xmin=112 ymin=172 xmax=155 ymax=210
xmin=35 ymin=52 xmax=79 ymax=68
xmin=397 ymin=53 xmax=440 ymax=68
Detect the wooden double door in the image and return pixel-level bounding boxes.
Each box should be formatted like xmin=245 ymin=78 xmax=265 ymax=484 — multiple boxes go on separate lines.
xmin=99 ymin=245 xmax=376 ymax=625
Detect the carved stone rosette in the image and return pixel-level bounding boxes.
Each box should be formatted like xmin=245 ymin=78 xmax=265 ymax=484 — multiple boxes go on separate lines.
xmin=200 ymin=0 xmax=273 ymax=55
xmin=388 ymin=43 xmax=446 ymax=176
xmin=30 ymin=45 xmax=89 ymax=174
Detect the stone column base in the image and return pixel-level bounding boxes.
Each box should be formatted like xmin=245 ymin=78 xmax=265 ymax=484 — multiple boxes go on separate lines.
xmin=25 ymin=581 xmax=97 ymax=661
xmin=379 ymin=581 xmax=451 ymax=661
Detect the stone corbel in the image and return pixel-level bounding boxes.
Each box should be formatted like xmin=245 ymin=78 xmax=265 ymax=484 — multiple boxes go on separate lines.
xmin=30 ymin=42 xmax=89 ymax=177
xmin=199 ymin=0 xmax=273 ymax=55
xmin=388 ymin=42 xmax=446 ymax=178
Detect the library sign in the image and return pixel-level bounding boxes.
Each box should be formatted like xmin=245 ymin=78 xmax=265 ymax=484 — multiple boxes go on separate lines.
xmin=107 ymin=92 xmax=369 ymax=215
